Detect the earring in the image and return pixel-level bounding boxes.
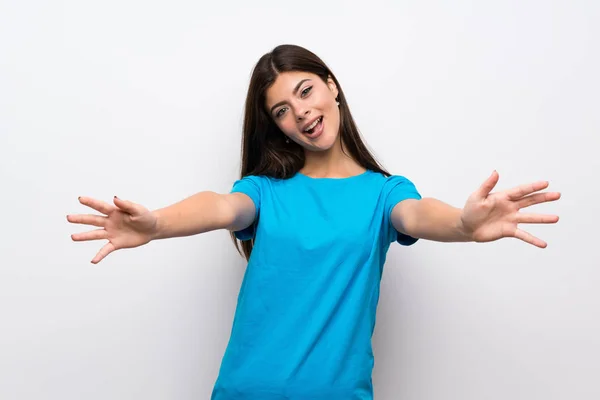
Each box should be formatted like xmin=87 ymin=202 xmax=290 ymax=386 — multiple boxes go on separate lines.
xmin=285 ymin=137 xmax=290 ymax=143
xmin=336 ymin=96 xmax=340 ymax=106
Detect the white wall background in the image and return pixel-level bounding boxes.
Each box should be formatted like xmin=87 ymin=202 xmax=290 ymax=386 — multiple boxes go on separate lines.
xmin=1 ymin=0 xmax=598 ymax=399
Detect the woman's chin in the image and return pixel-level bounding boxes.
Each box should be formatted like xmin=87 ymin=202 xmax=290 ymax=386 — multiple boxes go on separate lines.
xmin=303 ymin=133 xmax=338 ymax=151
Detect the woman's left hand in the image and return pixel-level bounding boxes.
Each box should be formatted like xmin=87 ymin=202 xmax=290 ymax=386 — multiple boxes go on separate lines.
xmin=460 ymin=170 xmax=561 ymax=248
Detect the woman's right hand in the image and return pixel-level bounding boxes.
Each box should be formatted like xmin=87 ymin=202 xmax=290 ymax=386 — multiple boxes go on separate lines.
xmin=67 ymin=196 xmax=158 ymax=264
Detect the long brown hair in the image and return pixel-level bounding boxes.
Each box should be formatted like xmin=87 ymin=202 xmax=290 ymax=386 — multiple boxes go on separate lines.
xmin=231 ymin=44 xmax=391 ymax=260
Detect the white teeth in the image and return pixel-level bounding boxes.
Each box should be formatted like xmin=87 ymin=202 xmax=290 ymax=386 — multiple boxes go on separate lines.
xmin=304 ymin=117 xmax=321 ymax=132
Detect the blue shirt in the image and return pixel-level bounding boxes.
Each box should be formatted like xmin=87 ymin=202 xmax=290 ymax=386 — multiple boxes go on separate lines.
xmin=211 ymin=169 xmax=421 ymax=399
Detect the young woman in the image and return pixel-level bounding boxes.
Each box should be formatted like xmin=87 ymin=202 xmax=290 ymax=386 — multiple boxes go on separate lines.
xmin=67 ymin=44 xmax=561 ymax=399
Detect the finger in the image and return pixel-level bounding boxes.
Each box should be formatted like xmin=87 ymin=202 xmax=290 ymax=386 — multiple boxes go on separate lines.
xmin=66 ymin=214 xmax=107 ymax=227
xmin=516 ymin=213 xmax=560 ymax=224
xmin=477 ymin=170 xmax=499 ymax=198
xmin=71 ymin=228 xmax=109 ymax=242
xmin=91 ymin=242 xmax=116 ymax=264
xmin=514 ymin=228 xmax=547 ymax=248
xmin=506 ymin=181 xmax=550 ymax=201
xmin=113 ymin=196 xmax=142 ymax=216
xmin=516 ymin=192 xmax=561 ymax=209
xmin=78 ymin=196 xmax=115 ymax=215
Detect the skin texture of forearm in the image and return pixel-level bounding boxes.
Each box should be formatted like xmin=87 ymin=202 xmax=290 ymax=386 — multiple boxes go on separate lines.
xmin=151 ymin=191 xmax=232 ymax=240
xmin=405 ymin=198 xmax=473 ymax=243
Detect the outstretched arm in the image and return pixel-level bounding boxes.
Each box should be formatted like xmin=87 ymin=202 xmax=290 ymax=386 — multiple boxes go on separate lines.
xmin=392 ymin=171 xmax=561 ymax=248
xmin=153 ymin=192 xmax=256 ymax=240
xmin=68 ymin=191 xmax=255 ymax=264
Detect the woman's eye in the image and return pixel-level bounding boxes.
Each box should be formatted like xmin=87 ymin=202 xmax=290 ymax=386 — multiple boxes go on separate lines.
xmin=274 ymin=87 xmax=311 ymax=118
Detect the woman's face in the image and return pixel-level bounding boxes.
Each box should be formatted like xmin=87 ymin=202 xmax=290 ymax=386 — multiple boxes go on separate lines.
xmin=265 ymin=71 xmax=340 ymax=152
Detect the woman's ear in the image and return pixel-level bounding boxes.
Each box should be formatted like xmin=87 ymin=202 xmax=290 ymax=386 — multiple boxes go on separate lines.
xmin=327 ymin=75 xmax=339 ymax=99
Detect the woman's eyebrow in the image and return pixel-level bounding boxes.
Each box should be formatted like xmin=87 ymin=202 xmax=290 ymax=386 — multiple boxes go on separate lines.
xmin=269 ymin=79 xmax=312 ymax=113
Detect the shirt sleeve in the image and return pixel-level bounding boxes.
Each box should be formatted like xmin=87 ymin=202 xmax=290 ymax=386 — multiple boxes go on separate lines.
xmin=383 ymin=175 xmax=422 ymax=246
xmin=229 ymin=175 xmax=262 ymax=241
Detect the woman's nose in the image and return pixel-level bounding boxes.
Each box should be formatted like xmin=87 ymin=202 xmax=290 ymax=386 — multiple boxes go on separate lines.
xmin=296 ymin=110 xmax=310 ymax=121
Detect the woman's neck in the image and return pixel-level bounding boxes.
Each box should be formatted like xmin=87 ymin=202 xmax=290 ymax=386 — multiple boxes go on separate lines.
xmin=301 ymin=138 xmax=365 ymax=178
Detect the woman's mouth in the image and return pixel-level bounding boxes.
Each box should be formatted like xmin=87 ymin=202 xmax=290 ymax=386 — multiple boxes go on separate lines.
xmin=303 ymin=116 xmax=324 ymax=139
